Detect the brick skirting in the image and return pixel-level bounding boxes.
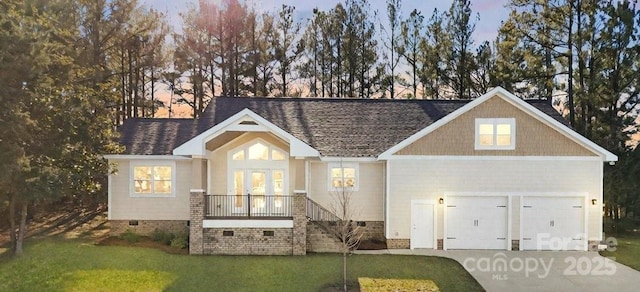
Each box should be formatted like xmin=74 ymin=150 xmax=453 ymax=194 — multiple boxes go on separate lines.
xmin=387 ymin=238 xmax=410 ymax=249
xmin=203 ymin=228 xmax=294 ymax=255
xmin=110 ymin=220 xmax=189 ymax=236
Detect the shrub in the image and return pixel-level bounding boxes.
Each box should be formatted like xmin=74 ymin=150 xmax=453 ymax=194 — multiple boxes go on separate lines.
xmin=170 ymin=233 xmax=188 ymax=249
xmin=150 ymin=229 xmax=174 ymax=245
xmin=120 ymin=230 xmax=141 ymax=243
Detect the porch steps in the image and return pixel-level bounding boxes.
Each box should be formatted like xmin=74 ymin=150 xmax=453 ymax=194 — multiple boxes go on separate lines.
xmin=306 ymin=221 xmax=343 ymax=253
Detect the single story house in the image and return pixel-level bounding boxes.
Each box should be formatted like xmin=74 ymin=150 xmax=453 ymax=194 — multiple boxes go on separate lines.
xmin=104 ymin=87 xmax=617 ymax=255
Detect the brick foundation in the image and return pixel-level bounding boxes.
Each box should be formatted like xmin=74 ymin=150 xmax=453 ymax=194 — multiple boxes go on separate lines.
xmin=588 ymin=240 xmax=599 ymax=251
xmin=110 ymin=220 xmax=189 ymax=236
xmin=437 ymin=239 xmax=443 ymax=250
xmin=358 ymin=221 xmax=385 ymax=241
xmin=203 ymin=228 xmax=294 ymax=255
xmin=387 ymin=238 xmax=410 ymax=249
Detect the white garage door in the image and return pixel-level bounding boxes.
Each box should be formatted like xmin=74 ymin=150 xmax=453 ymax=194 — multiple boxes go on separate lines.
xmin=521 ymin=196 xmax=586 ymax=251
xmin=446 ymin=196 xmax=508 ymax=250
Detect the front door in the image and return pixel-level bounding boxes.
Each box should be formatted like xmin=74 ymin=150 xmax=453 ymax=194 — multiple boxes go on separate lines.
xmin=411 ymin=202 xmax=435 ymax=249
xmin=233 ymin=169 xmax=285 ymax=216
xmin=228 ymin=139 xmax=289 ymax=216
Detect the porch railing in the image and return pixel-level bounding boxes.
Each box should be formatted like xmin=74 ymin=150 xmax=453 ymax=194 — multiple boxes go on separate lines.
xmin=306 ymin=197 xmax=341 ymax=222
xmin=205 ymin=194 xmax=293 ymax=219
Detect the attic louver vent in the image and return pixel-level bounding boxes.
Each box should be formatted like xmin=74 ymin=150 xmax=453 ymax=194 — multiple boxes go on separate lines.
xmin=239 ymin=120 xmax=258 ymax=125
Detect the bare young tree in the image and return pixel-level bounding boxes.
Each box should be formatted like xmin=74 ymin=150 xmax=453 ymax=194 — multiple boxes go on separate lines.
xmin=329 ymin=169 xmax=364 ymax=292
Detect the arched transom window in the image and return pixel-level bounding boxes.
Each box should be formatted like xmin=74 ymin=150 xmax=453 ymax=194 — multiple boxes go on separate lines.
xmin=231 ymin=141 xmax=287 ymax=162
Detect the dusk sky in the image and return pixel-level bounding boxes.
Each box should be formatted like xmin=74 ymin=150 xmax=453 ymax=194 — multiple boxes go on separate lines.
xmin=143 ymin=0 xmax=511 ymax=45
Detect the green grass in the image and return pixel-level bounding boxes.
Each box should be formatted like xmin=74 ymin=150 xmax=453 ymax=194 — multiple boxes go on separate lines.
xmin=0 ymin=238 xmax=483 ymax=291
xmin=600 ymin=234 xmax=640 ymax=271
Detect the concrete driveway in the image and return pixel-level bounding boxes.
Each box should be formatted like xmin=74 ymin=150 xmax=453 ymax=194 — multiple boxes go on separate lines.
xmin=355 ymin=249 xmax=640 ymax=292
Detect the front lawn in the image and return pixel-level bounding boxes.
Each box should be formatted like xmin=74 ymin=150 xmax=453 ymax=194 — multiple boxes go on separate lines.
xmin=600 ymin=234 xmax=640 ymax=271
xmin=0 ymin=238 xmax=483 ymax=291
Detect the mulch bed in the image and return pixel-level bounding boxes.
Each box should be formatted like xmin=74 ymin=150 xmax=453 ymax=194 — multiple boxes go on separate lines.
xmin=97 ymin=236 xmax=189 ymax=255
xmin=357 ymin=239 xmax=387 ymax=250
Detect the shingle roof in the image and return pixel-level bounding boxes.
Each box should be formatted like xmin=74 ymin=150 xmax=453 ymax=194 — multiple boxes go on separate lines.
xmin=118 ymin=97 xmax=566 ymax=157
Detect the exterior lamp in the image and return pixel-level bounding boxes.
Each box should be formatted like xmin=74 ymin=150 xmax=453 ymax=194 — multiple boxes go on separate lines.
xmin=592 ymin=199 xmax=597 ymax=205
xmin=439 ymin=197 xmax=444 ymax=204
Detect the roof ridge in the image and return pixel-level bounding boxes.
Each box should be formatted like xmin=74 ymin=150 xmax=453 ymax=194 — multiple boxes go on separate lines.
xmin=211 ymin=95 xmax=474 ymax=103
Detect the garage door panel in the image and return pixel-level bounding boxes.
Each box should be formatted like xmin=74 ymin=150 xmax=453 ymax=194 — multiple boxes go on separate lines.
xmin=521 ymin=196 xmax=585 ymax=251
xmin=446 ymin=196 xmax=508 ymax=250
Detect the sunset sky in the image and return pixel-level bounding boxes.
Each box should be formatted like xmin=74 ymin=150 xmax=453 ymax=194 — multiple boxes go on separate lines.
xmin=141 ymin=0 xmax=512 ymax=117
xmin=143 ymin=0 xmax=510 ymax=44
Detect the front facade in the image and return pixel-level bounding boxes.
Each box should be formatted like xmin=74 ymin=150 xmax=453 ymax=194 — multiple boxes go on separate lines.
xmin=105 ymin=87 xmax=617 ymax=255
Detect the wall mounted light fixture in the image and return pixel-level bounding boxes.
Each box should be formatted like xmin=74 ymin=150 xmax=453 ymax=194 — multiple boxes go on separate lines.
xmin=439 ymin=197 xmax=444 ymax=204
xmin=592 ymin=199 xmax=597 ymax=205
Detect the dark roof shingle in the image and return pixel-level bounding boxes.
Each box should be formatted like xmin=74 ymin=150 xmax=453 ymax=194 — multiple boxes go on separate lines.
xmin=118 ymin=97 xmax=565 ymax=156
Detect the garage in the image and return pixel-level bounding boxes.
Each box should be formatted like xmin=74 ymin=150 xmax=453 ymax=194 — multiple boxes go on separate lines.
xmin=445 ymin=196 xmax=509 ymax=250
xmin=521 ymin=196 xmax=586 ymax=251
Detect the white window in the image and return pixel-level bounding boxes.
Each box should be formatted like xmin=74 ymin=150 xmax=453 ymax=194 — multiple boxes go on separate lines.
xmin=130 ymin=161 xmax=176 ymax=197
xmin=475 ymin=118 xmax=516 ymax=150
xmin=328 ymin=163 xmax=358 ymax=191
xmin=230 ymin=140 xmax=287 ymax=161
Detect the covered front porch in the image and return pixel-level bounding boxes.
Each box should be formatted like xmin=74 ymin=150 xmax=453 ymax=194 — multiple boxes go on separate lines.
xmin=174 ymin=110 xmax=324 ymax=255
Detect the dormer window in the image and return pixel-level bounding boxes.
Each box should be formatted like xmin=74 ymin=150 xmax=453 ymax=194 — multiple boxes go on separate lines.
xmin=475 ymin=118 xmax=516 ymax=150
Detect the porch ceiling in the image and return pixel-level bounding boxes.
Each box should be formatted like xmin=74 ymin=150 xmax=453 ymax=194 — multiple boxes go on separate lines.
xmin=205 ymin=131 xmax=244 ymax=151
xmin=204 ymin=131 xmax=289 ymax=152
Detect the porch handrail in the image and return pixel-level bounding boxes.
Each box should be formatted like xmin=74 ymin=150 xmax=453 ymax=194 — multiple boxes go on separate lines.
xmin=306 ymin=197 xmax=341 ymax=222
xmin=205 ymin=194 xmax=293 ymax=218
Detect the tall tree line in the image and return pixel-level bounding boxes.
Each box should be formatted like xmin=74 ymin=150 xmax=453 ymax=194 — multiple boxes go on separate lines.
xmin=172 ymin=0 xmax=492 ymax=103
xmin=496 ymin=0 xmax=640 ymax=227
xmin=0 ymin=0 xmax=171 ymax=256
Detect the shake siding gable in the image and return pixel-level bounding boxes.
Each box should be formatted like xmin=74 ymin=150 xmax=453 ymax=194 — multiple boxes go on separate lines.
xmin=395 ymin=96 xmax=597 ymax=157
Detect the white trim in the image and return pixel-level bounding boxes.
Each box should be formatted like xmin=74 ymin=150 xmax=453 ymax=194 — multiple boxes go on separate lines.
xmin=173 ymin=108 xmax=319 ymax=157
xmin=474 ymin=118 xmax=516 ymax=150
xmin=385 ymin=161 xmax=390 ymax=239
xmin=104 ymin=154 xmax=191 ymax=160
xmin=129 ymin=160 xmax=177 ymax=198
xmin=410 ymin=200 xmax=437 ymax=250
xmin=202 ymin=219 xmax=293 ymax=228
xmin=320 ymin=157 xmax=379 ymax=162
xmin=206 ymin=158 xmax=212 ymax=195
xmin=190 ymin=189 xmax=205 ymax=193
xmin=595 ymin=163 xmax=604 ymax=241
xmin=327 ymin=162 xmax=359 ymax=191
xmin=305 ymin=160 xmax=310 ymax=195
xmin=107 ymin=172 xmax=113 ymax=220
xmin=378 ymin=87 xmax=617 ymax=161
xmin=293 ymin=190 xmax=307 ymax=194
xmin=386 ymin=155 xmax=603 ymax=161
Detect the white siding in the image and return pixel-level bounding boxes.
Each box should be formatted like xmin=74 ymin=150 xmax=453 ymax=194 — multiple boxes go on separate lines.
xmin=109 ymin=159 xmax=192 ymax=220
xmin=387 ymin=158 xmax=602 ymax=242
xmin=308 ymin=161 xmax=384 ymax=221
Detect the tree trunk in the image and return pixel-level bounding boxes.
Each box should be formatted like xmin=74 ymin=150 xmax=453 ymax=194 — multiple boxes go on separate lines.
xmin=567 ymin=1 xmax=575 ymax=127
xmin=343 ymin=250 xmax=348 ymax=292
xmin=8 ymin=193 xmax=16 ymax=253
xmin=15 ymin=202 xmax=28 ymax=256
